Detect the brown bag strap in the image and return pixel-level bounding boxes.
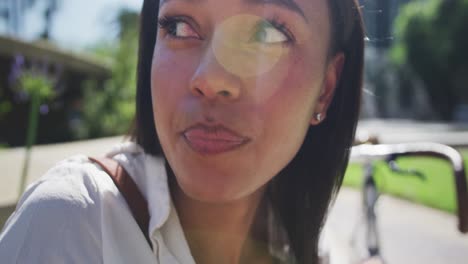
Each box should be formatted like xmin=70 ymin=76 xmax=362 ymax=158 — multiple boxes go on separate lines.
xmin=88 ymin=157 xmax=152 ymax=249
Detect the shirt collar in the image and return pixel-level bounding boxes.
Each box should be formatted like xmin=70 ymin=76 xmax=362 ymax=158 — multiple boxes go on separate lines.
xmin=106 ymin=142 xmax=172 ymax=238
xmin=143 ymin=154 xmax=172 ymax=236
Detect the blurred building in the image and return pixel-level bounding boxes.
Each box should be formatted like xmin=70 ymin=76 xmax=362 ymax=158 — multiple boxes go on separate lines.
xmin=358 ymin=0 xmax=440 ymax=121
xmin=360 ymin=0 xmax=412 ymax=48
xmin=0 ymin=0 xmax=117 ymax=146
xmin=0 ymin=35 xmax=111 ymax=146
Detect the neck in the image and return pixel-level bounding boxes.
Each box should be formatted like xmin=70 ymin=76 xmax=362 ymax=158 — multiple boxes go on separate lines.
xmin=171 ymin=183 xmax=271 ymax=264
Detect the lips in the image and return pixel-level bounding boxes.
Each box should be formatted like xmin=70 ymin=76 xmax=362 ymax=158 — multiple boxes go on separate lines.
xmin=182 ymin=124 xmax=249 ymax=155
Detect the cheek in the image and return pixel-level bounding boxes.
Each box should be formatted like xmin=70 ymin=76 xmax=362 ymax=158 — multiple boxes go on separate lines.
xmin=150 ymin=48 xmax=193 ymax=156
xmin=256 ymin=49 xmax=324 ymax=126
xmin=152 ymin=47 xmax=193 ymax=98
xmin=151 ymin=47 xmax=198 ymax=124
xmin=250 ymin=44 xmax=325 ymax=106
xmin=248 ymin=51 xmax=325 ymax=177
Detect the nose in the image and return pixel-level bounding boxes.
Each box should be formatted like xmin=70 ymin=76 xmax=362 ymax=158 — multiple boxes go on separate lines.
xmin=189 ymin=49 xmax=242 ymax=101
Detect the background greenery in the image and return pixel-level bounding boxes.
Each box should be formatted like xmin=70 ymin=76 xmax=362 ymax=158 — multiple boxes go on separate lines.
xmin=391 ymin=0 xmax=468 ymax=120
xmin=76 ymin=9 xmax=139 ymax=139
xmin=343 ymin=148 xmax=468 ymax=213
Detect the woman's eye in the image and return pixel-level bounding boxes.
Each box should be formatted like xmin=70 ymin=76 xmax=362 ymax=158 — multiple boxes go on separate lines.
xmin=158 ymin=17 xmax=200 ymax=39
xmin=251 ymin=20 xmax=290 ymax=44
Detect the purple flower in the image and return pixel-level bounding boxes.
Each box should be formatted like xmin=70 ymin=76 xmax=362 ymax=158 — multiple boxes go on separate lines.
xmin=8 ymin=54 xmax=25 ymax=86
xmin=40 ymin=104 xmax=50 ymax=115
xmin=8 ymin=53 xmax=63 ymax=101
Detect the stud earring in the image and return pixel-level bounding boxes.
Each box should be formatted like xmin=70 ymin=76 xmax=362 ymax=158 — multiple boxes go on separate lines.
xmin=315 ymin=113 xmax=322 ymax=122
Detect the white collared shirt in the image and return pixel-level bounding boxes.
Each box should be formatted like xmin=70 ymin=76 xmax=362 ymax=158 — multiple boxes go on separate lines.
xmin=0 ymin=142 xmax=347 ymax=264
xmin=0 ymin=142 xmax=196 ymax=264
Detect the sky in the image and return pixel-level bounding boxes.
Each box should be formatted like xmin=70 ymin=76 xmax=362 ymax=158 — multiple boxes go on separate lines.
xmin=22 ymin=0 xmax=143 ymax=51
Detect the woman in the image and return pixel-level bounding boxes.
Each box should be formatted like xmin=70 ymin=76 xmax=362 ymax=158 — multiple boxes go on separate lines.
xmin=0 ymin=0 xmax=364 ymax=263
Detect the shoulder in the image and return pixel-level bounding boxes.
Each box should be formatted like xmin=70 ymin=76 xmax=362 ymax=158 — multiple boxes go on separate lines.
xmin=0 ymin=155 xmax=106 ymax=263
xmin=17 ymin=154 xmax=112 ymax=211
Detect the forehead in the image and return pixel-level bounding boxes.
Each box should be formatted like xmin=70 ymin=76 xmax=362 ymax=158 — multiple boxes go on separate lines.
xmin=159 ymin=0 xmax=330 ymax=23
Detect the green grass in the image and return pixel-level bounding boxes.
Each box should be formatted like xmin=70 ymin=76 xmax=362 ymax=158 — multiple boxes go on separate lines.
xmin=343 ymin=149 xmax=468 ymax=214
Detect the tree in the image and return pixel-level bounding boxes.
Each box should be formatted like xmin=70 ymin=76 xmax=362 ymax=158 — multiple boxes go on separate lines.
xmin=391 ymin=0 xmax=468 ymax=120
xmin=0 ymin=0 xmax=59 ymax=38
xmin=78 ymin=9 xmax=139 ymax=139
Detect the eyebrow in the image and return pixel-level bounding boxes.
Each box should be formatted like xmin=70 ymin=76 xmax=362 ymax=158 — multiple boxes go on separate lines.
xmin=160 ymin=0 xmax=307 ymax=21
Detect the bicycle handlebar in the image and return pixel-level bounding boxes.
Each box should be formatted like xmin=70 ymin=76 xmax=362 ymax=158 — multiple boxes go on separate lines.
xmin=350 ymin=142 xmax=468 ymax=233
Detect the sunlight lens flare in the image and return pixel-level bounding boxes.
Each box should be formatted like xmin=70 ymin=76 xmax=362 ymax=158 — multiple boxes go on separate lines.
xmin=212 ymin=14 xmax=288 ymax=78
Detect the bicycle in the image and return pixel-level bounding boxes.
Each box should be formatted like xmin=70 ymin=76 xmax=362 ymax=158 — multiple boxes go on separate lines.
xmin=348 ymin=142 xmax=468 ymax=263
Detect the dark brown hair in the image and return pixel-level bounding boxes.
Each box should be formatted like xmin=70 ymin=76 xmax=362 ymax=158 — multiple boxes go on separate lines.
xmin=131 ymin=0 xmax=364 ymax=263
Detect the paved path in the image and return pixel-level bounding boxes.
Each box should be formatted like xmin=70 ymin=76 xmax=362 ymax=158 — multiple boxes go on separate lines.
xmin=328 ymin=188 xmax=468 ymax=264
xmin=356 ymin=119 xmax=468 ymax=147
xmin=0 ymin=136 xmax=124 ymax=206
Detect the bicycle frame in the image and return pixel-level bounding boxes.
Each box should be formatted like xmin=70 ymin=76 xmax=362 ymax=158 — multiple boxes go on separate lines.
xmin=349 ymin=142 xmax=468 ymax=263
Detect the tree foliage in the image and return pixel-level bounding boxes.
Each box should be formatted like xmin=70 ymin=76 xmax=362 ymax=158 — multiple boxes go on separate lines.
xmin=78 ymin=9 xmax=139 ymax=139
xmin=391 ymin=0 xmax=468 ymax=120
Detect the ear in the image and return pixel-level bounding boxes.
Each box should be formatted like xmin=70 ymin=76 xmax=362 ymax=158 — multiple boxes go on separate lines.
xmin=310 ymin=52 xmax=345 ymax=125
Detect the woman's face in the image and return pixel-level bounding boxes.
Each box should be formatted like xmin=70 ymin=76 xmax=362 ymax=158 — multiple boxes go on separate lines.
xmin=151 ymin=0 xmax=343 ymax=202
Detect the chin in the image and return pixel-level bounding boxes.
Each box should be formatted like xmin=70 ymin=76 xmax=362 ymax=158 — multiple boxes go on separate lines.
xmin=181 ymin=179 xmax=242 ymax=204
xmin=165 ymin=143 xmax=273 ymax=204
xmin=174 ymin=169 xmax=257 ymax=204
